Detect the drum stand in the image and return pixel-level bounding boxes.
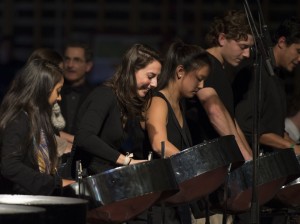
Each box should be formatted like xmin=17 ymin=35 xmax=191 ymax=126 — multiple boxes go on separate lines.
xmin=221 ymin=164 xmax=232 ymax=224
xmin=204 ymin=164 xmax=231 ymax=224
xmin=260 ymin=208 xmax=300 ymax=224
xmin=146 ymin=143 xmax=166 ymax=224
xmin=76 ymin=160 xmax=85 ymax=198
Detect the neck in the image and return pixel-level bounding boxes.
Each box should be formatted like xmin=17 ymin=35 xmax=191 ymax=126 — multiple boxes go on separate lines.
xmin=207 ymin=47 xmax=224 ymax=65
xmin=68 ymin=78 xmax=86 ymax=87
xmin=162 ymin=82 xmax=180 ymax=104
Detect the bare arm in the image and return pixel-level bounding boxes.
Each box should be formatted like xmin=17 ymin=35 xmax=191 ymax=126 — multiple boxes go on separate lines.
xmin=146 ymin=96 xmax=181 ymax=158
xmin=260 ymin=132 xmax=300 ymax=154
xmin=234 ymin=119 xmax=253 ymax=160
xmin=197 ymin=87 xmax=252 ymax=160
xmin=59 ymin=131 xmax=74 ymax=144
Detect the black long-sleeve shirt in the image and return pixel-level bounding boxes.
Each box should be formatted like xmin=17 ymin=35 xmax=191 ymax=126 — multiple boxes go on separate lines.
xmin=0 ymin=111 xmax=62 ymax=195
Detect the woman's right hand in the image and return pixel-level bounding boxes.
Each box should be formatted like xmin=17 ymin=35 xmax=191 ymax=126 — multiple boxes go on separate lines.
xmin=129 ymin=159 xmax=148 ymax=165
xmin=62 ymin=179 xmax=76 ymax=187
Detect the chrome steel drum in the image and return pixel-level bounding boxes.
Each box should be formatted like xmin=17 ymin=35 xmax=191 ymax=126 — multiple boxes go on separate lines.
xmin=267 ymin=155 xmax=300 ymax=208
xmin=165 ymin=135 xmax=244 ymax=205
xmin=213 ymin=149 xmax=300 ymax=213
xmin=0 ymin=195 xmax=88 ymax=224
xmin=0 ymin=204 xmax=45 ymax=224
xmin=65 ymin=158 xmax=178 ymax=224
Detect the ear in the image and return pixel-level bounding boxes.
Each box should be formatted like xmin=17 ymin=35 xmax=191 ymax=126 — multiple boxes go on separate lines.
xmin=218 ymin=33 xmax=226 ymax=47
xmin=176 ymin=65 xmax=184 ymax=79
xmin=277 ymin=36 xmax=286 ymax=49
xmin=85 ymin=61 xmax=93 ymax=72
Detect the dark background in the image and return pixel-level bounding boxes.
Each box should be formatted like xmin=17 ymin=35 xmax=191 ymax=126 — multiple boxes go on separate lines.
xmin=0 ymin=0 xmax=299 ymax=92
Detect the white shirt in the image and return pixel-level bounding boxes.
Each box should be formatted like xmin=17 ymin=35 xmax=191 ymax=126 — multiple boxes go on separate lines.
xmin=285 ymin=118 xmax=300 ymax=143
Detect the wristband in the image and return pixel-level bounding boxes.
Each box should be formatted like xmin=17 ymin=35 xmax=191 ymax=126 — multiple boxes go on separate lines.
xmin=123 ymin=155 xmax=132 ymax=166
xmin=290 ymin=144 xmax=295 ymax=150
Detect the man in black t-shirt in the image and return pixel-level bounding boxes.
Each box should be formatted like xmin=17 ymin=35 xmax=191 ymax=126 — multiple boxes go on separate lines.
xmin=186 ymin=10 xmax=254 ymax=161
xmin=234 ymin=17 xmax=300 ymax=155
xmin=186 ymin=10 xmax=254 ymax=223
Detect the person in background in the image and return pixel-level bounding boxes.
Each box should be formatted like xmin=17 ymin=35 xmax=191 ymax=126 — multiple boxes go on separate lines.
xmin=285 ymin=94 xmax=300 ymax=143
xmin=233 ymin=16 xmax=300 ymax=224
xmin=0 ymin=59 xmax=74 ymax=195
xmin=146 ymin=40 xmax=211 ymax=224
xmin=59 ymin=40 xmax=94 ymax=144
xmin=234 ymin=17 xmax=300 ymax=156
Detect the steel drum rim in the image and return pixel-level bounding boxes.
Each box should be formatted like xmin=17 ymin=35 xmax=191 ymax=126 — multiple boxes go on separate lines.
xmin=0 ymin=204 xmax=46 ymax=214
xmin=0 ymin=195 xmax=88 ymax=205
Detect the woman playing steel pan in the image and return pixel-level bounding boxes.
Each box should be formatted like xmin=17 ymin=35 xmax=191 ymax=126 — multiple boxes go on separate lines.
xmin=0 ymin=59 xmax=74 ymax=195
xmin=73 ymin=43 xmax=162 ymax=175
xmin=145 ymin=40 xmax=211 ymax=224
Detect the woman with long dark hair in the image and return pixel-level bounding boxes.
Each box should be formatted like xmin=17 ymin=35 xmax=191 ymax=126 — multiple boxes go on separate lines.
xmin=73 ymin=43 xmax=162 ymax=175
xmin=145 ymin=40 xmax=211 ymax=224
xmin=0 ymin=59 xmax=74 ymax=195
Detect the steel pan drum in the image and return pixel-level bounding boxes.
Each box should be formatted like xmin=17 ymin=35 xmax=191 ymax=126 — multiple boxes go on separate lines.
xmin=65 ymin=158 xmax=178 ymax=224
xmin=0 ymin=204 xmax=45 ymax=224
xmin=212 ymin=149 xmax=300 ymax=213
xmin=266 ymin=155 xmax=300 ymax=208
xmin=0 ymin=195 xmax=88 ymax=224
xmin=165 ymin=135 xmax=244 ymax=205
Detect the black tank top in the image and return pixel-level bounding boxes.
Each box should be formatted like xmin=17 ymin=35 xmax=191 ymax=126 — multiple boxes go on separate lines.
xmin=154 ymin=91 xmax=193 ymax=151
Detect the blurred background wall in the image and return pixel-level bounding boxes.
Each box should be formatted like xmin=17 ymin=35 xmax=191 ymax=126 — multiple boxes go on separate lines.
xmin=0 ymin=0 xmax=299 ymax=85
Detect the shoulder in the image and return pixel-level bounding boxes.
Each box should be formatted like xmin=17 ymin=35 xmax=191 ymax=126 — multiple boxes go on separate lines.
xmin=4 ymin=111 xmax=29 ymax=134
xmin=79 ymin=85 xmax=117 ymax=112
xmin=90 ymin=85 xmax=115 ymax=98
xmin=148 ymin=92 xmax=168 ymax=112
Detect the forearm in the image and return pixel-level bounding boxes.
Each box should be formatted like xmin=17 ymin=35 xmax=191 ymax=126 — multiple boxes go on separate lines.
xmin=260 ymin=133 xmax=295 ymax=149
xmin=235 ymin=120 xmax=253 ymax=160
xmin=151 ymin=140 xmax=180 ymax=158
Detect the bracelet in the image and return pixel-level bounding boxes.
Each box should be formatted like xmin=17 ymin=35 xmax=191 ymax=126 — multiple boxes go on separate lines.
xmin=290 ymin=144 xmax=295 ymax=150
xmin=123 ymin=155 xmax=132 ymax=166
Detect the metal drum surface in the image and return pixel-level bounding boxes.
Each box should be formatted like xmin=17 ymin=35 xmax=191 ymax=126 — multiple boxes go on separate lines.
xmin=66 ymin=158 xmax=179 ymax=224
xmin=213 ymin=149 xmax=300 ymax=213
xmin=165 ymin=135 xmax=244 ymax=205
xmin=267 ymin=155 xmax=300 ymax=208
xmin=0 ymin=204 xmax=45 ymax=224
xmin=0 ymin=195 xmax=88 ymax=224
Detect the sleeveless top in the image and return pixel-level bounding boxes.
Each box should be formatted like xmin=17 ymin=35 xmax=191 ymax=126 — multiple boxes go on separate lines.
xmin=154 ymin=91 xmax=193 ymax=151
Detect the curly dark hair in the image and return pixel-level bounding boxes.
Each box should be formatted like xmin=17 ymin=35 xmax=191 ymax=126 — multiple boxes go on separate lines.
xmin=273 ymin=17 xmax=300 ymax=46
xmin=205 ymin=10 xmax=251 ymax=48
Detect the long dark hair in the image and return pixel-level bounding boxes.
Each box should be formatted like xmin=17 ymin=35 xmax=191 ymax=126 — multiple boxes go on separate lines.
xmin=158 ymin=40 xmax=211 ymax=90
xmin=105 ymin=43 xmax=161 ymax=122
xmin=0 ymin=59 xmax=63 ymax=168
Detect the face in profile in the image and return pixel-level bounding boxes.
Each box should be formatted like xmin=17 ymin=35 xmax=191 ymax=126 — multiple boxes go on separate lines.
xmin=135 ymin=60 xmax=161 ymax=97
xmin=278 ymin=40 xmax=300 ymax=72
xmin=181 ymin=65 xmax=210 ymax=98
xmin=220 ymin=34 xmax=254 ymax=67
xmin=48 ymin=77 xmax=64 ymax=105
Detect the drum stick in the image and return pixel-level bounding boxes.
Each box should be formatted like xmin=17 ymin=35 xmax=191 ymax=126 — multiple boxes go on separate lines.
xmin=161 ymin=141 xmax=165 ymax=159
xmin=148 ymin=151 xmax=153 ymax=161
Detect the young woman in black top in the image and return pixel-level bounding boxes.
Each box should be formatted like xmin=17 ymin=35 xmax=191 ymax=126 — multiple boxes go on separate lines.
xmin=0 ymin=59 xmax=74 ymax=195
xmin=145 ymin=40 xmax=211 ymax=224
xmin=74 ymin=43 xmax=162 ymax=174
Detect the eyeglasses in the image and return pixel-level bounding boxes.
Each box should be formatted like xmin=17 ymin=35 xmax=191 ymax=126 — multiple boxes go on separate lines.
xmin=64 ymin=57 xmax=86 ymax=64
